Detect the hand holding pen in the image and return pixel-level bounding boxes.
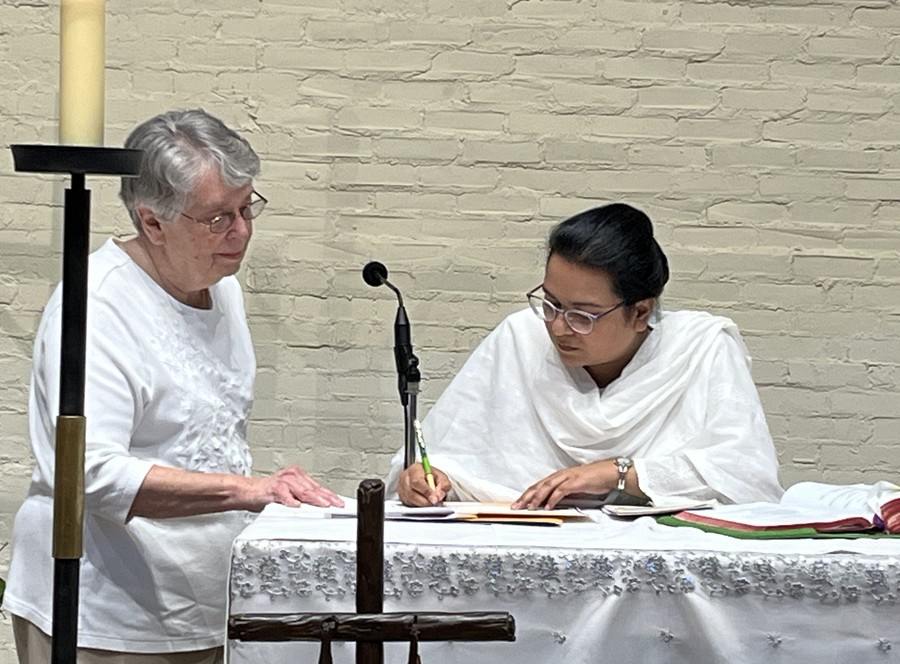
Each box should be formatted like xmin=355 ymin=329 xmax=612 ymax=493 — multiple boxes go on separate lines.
xmin=396 ymin=421 xmax=451 ymax=506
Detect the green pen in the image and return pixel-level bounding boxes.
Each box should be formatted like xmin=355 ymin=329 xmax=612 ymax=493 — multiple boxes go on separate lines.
xmin=413 ymin=419 xmax=436 ymax=491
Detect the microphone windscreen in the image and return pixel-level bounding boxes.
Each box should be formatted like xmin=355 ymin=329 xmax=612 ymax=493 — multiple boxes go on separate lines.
xmin=362 ymin=261 xmax=388 ymax=287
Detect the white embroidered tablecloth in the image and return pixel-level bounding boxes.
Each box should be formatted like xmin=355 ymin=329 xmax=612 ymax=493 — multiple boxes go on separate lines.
xmin=228 ymin=509 xmax=900 ymax=664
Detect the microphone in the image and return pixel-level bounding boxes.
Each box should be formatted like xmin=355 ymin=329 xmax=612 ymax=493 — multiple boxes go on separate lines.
xmin=362 ymin=260 xmax=387 ymax=288
xmin=361 ymin=261 xmax=419 ymax=403
xmin=363 ymin=261 xmax=422 ymax=468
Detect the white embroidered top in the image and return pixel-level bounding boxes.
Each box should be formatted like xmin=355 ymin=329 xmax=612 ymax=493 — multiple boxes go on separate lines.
xmin=387 ymin=308 xmax=783 ymax=505
xmin=5 ymin=239 xmax=255 ymax=652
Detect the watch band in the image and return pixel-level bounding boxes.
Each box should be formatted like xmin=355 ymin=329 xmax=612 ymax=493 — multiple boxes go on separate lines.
xmin=614 ymin=457 xmax=633 ymax=492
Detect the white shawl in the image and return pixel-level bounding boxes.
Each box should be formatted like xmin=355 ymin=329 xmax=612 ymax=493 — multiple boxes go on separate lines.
xmin=387 ymin=308 xmax=783 ymax=505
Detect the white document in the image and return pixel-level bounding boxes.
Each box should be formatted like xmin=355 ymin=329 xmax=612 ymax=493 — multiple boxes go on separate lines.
xmin=261 ymin=498 xmax=455 ymax=520
xmin=336 ymin=498 xmax=456 ymax=520
xmin=602 ymin=499 xmax=719 ymax=517
xmin=260 ymin=499 xmax=582 ymax=521
xmin=446 ymin=501 xmax=584 ymax=519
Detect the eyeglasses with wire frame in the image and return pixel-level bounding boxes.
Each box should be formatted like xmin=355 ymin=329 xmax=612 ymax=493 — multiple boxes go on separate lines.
xmin=180 ymin=190 xmax=268 ymax=234
xmin=526 ymin=285 xmax=625 ymax=335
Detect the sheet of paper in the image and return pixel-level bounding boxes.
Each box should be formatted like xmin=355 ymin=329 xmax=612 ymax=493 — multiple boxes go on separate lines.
xmin=262 ymin=498 xmax=455 ymax=519
xmin=261 ymin=496 xmax=362 ymax=519
xmin=446 ymin=501 xmax=585 ymax=519
xmin=261 ymin=499 xmax=585 ymax=524
xmin=603 ymin=499 xmax=719 ymax=517
xmin=332 ymin=499 xmax=455 ymax=519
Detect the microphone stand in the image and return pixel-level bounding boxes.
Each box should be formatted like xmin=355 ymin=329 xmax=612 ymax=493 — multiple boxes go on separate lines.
xmin=393 ymin=304 xmax=421 ymax=470
xmin=363 ymin=262 xmax=422 ymax=470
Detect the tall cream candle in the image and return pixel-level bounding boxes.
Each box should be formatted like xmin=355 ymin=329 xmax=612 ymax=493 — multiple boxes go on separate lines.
xmin=59 ymin=0 xmax=105 ymax=145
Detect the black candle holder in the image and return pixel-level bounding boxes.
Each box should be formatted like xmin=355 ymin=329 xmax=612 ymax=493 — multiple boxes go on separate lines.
xmin=10 ymin=143 xmax=142 ymax=664
xmin=12 ymin=144 xmax=142 ymax=175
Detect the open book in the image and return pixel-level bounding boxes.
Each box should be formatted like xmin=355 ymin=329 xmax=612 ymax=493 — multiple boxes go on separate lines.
xmin=671 ymin=481 xmax=900 ymax=534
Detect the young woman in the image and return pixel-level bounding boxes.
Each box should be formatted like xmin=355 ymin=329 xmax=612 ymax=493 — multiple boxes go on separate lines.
xmin=391 ymin=203 xmax=782 ymax=509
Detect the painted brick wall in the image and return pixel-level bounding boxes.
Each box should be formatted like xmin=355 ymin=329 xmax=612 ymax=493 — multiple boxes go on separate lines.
xmin=2 ymin=0 xmax=900 ymax=659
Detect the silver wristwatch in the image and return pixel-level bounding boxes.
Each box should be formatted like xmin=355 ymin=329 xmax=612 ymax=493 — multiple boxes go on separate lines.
xmin=614 ymin=457 xmax=633 ymax=492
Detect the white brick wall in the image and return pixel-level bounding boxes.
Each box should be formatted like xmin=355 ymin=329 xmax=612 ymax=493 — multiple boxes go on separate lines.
xmin=3 ymin=0 xmax=900 ymax=659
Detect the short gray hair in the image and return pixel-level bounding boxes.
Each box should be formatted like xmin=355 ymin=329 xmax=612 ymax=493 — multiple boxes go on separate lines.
xmin=119 ymin=109 xmax=260 ymax=230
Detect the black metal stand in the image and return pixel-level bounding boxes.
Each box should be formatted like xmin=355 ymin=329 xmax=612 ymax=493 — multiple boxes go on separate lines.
xmin=402 ymin=371 xmax=420 ymax=470
xmin=394 ymin=309 xmax=421 ymax=470
xmin=11 ymin=144 xmax=142 ymax=664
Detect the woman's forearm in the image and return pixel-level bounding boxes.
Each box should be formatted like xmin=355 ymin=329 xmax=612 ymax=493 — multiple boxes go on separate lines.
xmin=128 ymin=465 xmax=254 ymax=520
xmin=127 ymin=463 xmax=343 ymax=520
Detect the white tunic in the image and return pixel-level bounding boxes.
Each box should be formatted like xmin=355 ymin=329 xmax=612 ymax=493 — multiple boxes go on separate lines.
xmin=387 ymin=308 xmax=783 ymax=505
xmin=5 ymin=239 xmax=256 ymax=652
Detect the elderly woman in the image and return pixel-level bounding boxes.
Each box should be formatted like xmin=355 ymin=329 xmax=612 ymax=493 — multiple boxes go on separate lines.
xmin=5 ymin=109 xmax=341 ymax=664
xmin=392 ymin=203 xmax=783 ymax=509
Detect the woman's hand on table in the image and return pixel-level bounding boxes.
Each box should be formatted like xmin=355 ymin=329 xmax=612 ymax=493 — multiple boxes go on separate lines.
xmin=512 ymin=460 xmax=618 ymax=510
xmin=247 ymin=466 xmax=344 ymax=510
xmin=129 ymin=464 xmax=344 ymax=519
xmin=398 ymin=463 xmax=451 ymax=506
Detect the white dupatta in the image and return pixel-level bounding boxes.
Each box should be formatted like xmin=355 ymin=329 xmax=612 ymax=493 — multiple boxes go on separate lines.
xmin=387 ymin=308 xmax=782 ymax=505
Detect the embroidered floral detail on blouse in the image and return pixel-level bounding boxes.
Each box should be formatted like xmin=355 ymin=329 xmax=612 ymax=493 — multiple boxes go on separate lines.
xmin=767 ymin=634 xmax=782 ymax=648
xmin=230 ymin=542 xmax=900 ymax=606
xmin=146 ymin=303 xmax=253 ymax=476
xmin=877 ymin=638 xmax=892 ymax=652
xmin=551 ymin=631 xmax=566 ymax=644
xmin=659 ymin=629 xmax=675 ymax=644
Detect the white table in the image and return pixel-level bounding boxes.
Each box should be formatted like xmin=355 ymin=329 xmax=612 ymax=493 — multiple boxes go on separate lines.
xmin=228 ymin=508 xmax=900 ymax=664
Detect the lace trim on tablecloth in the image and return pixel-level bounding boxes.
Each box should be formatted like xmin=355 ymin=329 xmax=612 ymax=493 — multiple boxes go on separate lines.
xmin=230 ymin=540 xmax=899 ymax=606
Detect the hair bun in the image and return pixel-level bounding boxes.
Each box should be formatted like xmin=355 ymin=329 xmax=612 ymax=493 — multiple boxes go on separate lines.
xmin=548 ymin=202 xmax=669 ymax=302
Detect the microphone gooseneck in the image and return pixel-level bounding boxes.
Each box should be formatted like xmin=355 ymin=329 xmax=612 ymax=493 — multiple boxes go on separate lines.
xmin=362 ymin=260 xmax=403 ymax=307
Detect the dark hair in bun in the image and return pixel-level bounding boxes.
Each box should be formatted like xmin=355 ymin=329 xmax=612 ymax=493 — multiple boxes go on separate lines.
xmin=548 ymin=203 xmax=669 ymax=305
